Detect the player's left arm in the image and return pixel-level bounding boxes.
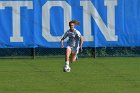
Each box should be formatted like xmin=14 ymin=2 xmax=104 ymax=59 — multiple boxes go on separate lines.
xmin=79 ymin=36 xmax=83 ymax=52
xmin=76 ymin=30 xmax=83 ymax=52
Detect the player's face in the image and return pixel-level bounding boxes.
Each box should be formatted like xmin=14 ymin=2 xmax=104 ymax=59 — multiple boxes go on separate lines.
xmin=69 ymin=23 xmax=75 ymax=31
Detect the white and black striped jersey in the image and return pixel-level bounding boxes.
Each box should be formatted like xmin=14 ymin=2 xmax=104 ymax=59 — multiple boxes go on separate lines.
xmin=62 ymin=28 xmax=81 ymax=48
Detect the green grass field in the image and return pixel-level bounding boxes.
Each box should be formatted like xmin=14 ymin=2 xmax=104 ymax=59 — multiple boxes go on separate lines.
xmin=0 ymin=57 xmax=140 ymax=93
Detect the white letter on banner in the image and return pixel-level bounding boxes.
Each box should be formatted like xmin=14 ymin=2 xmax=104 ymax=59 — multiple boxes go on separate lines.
xmin=0 ymin=1 xmax=33 ymax=42
xmin=42 ymin=1 xmax=71 ymax=42
xmin=80 ymin=0 xmax=118 ymax=41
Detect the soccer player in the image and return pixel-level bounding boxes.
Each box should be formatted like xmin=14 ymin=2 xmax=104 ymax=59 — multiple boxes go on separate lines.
xmin=60 ymin=20 xmax=83 ymax=70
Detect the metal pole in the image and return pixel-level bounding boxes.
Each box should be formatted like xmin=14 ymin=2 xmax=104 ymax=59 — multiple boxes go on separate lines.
xmin=32 ymin=48 xmax=35 ymax=59
xmin=94 ymin=47 xmax=96 ymax=58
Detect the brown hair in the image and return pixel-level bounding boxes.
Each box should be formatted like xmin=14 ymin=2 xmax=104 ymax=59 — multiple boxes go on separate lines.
xmin=69 ymin=20 xmax=80 ymax=26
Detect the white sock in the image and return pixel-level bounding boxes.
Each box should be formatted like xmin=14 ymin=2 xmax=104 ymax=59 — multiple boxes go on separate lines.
xmin=65 ymin=61 xmax=69 ymax=66
xmin=75 ymin=55 xmax=77 ymax=60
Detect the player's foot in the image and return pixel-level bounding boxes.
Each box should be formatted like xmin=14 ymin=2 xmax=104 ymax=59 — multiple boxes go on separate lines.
xmin=75 ymin=55 xmax=78 ymax=61
xmin=63 ymin=65 xmax=70 ymax=72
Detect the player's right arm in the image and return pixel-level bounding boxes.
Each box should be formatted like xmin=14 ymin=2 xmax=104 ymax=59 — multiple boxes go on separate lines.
xmin=60 ymin=39 xmax=64 ymax=48
xmin=60 ymin=31 xmax=68 ymax=48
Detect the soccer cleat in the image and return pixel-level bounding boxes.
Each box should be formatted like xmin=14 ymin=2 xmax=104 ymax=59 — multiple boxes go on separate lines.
xmin=75 ymin=55 xmax=78 ymax=61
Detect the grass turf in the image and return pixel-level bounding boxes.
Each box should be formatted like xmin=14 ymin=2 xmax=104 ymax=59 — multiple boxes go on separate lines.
xmin=0 ymin=57 xmax=140 ymax=93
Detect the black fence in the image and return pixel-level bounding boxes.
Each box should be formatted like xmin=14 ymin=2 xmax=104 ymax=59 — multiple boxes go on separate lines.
xmin=0 ymin=47 xmax=139 ymax=59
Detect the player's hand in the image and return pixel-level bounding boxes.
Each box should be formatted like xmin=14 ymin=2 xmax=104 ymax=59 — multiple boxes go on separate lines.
xmin=60 ymin=40 xmax=64 ymax=48
xmin=60 ymin=44 xmax=64 ymax=48
xmin=61 ymin=45 xmax=64 ymax=48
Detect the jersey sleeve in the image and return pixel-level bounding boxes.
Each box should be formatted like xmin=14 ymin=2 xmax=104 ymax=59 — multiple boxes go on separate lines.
xmin=76 ymin=30 xmax=81 ymax=38
xmin=62 ymin=31 xmax=68 ymax=39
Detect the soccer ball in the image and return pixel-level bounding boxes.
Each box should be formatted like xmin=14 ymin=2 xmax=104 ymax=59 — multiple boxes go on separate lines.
xmin=63 ymin=65 xmax=71 ymax=72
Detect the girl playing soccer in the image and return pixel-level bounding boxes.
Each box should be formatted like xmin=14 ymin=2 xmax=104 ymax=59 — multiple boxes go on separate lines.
xmin=60 ymin=20 xmax=83 ymax=71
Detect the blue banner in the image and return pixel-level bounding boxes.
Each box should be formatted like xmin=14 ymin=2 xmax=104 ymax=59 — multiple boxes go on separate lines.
xmin=0 ymin=0 xmax=140 ymax=48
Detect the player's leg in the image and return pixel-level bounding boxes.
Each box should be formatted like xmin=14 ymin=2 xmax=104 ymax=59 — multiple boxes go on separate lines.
xmin=71 ymin=48 xmax=79 ymax=63
xmin=71 ymin=53 xmax=77 ymax=63
xmin=65 ymin=46 xmax=71 ymax=66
